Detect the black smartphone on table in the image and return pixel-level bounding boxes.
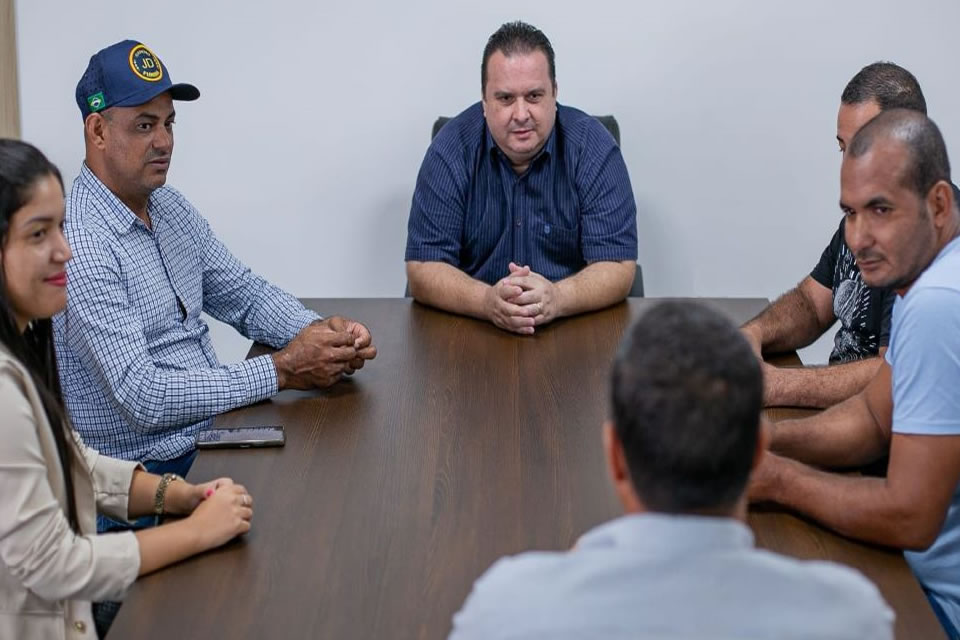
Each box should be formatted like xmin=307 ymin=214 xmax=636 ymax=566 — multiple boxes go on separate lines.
xmin=195 ymin=426 xmax=286 ymax=449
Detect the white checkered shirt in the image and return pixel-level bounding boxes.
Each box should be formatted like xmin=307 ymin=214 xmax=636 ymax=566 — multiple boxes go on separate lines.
xmin=54 ymin=164 xmax=320 ymax=462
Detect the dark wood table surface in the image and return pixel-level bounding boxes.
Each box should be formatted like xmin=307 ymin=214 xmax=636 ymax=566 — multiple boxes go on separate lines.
xmin=109 ymin=298 xmax=942 ymax=640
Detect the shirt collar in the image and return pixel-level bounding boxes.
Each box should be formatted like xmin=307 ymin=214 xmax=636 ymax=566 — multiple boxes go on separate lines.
xmin=485 ymin=103 xmax=560 ymax=171
xmin=77 ymin=163 xmax=160 ymax=234
xmin=577 ymin=513 xmax=754 ymax=557
xmin=936 ymin=232 xmax=960 ymax=264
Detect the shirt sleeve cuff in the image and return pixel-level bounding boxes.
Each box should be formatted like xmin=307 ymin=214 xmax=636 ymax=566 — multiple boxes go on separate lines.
xmin=892 ymin=421 xmax=960 ymax=436
xmin=809 ymin=269 xmax=833 ymax=288
xmin=404 ymin=247 xmax=460 ymax=264
xmin=82 ymin=445 xmax=145 ymax=522
xmin=582 ymin=246 xmax=638 ymax=263
xmin=235 ymin=354 xmax=279 ymax=402
xmin=87 ymin=530 xmax=141 ymax=601
xmin=294 ymin=308 xmax=323 ymax=331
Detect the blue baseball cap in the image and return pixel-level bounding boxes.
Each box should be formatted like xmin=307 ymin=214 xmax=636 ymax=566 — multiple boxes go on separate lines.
xmin=75 ymin=40 xmax=199 ymax=119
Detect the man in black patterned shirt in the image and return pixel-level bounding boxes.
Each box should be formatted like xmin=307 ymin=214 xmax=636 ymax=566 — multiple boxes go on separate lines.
xmin=742 ymin=62 xmax=925 ymax=408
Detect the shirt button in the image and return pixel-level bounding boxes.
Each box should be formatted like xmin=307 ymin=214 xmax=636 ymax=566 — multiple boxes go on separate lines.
xmin=74 ymin=621 xmax=87 ymax=633
xmin=517 ymin=220 xmax=522 ymax=227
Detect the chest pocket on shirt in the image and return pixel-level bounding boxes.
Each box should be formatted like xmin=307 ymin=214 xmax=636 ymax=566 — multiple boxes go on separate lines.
xmin=529 ymin=174 xmax=582 ymax=266
xmin=533 ymin=214 xmax=581 ymax=267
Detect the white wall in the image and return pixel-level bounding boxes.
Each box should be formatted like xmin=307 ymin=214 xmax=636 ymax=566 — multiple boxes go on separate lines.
xmin=16 ymin=0 xmax=960 ymax=364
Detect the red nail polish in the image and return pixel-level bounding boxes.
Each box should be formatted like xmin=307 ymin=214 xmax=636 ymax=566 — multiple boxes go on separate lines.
xmin=205 ymin=488 xmax=214 ymax=497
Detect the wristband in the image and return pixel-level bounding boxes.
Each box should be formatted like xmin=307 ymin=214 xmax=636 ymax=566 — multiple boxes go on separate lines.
xmin=154 ymin=472 xmax=183 ymax=520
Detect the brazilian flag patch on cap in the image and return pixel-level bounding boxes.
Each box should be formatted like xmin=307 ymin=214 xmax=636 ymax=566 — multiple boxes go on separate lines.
xmin=87 ymin=92 xmax=106 ymax=112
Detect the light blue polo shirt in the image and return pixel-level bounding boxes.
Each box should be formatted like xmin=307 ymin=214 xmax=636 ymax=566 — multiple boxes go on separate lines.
xmin=887 ymin=235 xmax=960 ymax=630
xmin=449 ymin=513 xmax=893 ymax=639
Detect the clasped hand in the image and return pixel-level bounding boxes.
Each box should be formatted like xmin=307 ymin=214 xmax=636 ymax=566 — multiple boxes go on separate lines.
xmin=164 ymin=477 xmax=254 ymax=547
xmin=485 ymin=262 xmax=562 ymax=335
xmin=273 ymin=316 xmax=377 ymax=389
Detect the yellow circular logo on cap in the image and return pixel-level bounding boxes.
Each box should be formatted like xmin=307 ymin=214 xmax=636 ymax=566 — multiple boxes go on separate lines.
xmin=128 ymin=44 xmax=163 ymax=82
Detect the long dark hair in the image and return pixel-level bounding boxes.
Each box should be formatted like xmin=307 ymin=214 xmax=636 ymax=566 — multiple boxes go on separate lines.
xmin=0 ymin=139 xmax=79 ymax=532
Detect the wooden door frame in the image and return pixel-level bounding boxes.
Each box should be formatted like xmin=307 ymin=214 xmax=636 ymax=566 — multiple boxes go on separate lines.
xmin=0 ymin=0 xmax=21 ymax=138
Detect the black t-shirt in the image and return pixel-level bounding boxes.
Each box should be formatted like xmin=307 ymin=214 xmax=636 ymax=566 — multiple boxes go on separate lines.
xmin=810 ymin=218 xmax=895 ymax=363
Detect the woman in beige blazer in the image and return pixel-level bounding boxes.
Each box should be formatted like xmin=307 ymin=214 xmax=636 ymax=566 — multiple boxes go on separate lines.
xmin=0 ymin=139 xmax=256 ymax=639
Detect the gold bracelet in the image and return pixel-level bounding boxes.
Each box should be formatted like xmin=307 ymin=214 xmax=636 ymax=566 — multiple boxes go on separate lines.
xmin=153 ymin=473 xmax=182 ymax=518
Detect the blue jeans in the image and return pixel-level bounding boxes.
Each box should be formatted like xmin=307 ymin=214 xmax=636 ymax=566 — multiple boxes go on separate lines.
xmin=96 ymin=449 xmax=198 ymax=533
xmin=925 ymin=588 xmax=960 ymax=640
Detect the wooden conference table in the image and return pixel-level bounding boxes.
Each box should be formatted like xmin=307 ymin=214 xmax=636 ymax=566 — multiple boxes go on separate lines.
xmin=110 ymin=298 xmax=943 ymax=639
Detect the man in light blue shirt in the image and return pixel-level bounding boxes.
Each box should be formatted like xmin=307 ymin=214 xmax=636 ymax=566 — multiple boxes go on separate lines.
xmin=450 ymin=301 xmax=893 ymax=639
xmin=752 ymin=109 xmax=960 ymax=637
xmin=55 ymin=40 xmax=377 ymax=483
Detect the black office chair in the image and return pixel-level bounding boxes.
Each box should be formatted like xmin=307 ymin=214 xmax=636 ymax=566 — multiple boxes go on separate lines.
xmin=628 ymin=265 xmax=643 ymax=297
xmin=407 ymin=115 xmax=643 ymax=297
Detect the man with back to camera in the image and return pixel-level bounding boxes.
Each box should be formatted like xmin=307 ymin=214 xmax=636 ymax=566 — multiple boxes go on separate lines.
xmin=741 ymin=62 xmax=936 ymax=409
xmin=405 ymin=21 xmax=638 ymax=335
xmin=54 ymin=40 xmax=377 ymax=494
xmin=448 ymin=301 xmax=893 ymax=639
xmin=750 ymin=109 xmax=960 ymax=638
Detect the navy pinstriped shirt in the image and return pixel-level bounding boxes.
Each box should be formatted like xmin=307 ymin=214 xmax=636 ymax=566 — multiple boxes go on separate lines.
xmin=405 ymin=102 xmax=638 ymax=284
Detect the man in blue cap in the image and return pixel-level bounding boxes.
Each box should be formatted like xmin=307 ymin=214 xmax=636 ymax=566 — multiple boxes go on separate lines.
xmin=54 ymin=41 xmax=377 ymax=504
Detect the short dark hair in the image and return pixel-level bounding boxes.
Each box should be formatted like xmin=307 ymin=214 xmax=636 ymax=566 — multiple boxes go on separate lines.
xmin=841 ymin=62 xmax=927 ymax=114
xmin=610 ymin=301 xmax=763 ymax=513
xmin=481 ymin=21 xmax=556 ymax=96
xmin=848 ymin=109 xmax=951 ymax=198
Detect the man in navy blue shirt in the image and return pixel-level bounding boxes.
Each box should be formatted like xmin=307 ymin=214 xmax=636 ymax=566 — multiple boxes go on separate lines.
xmin=405 ymin=21 xmax=638 ymax=335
